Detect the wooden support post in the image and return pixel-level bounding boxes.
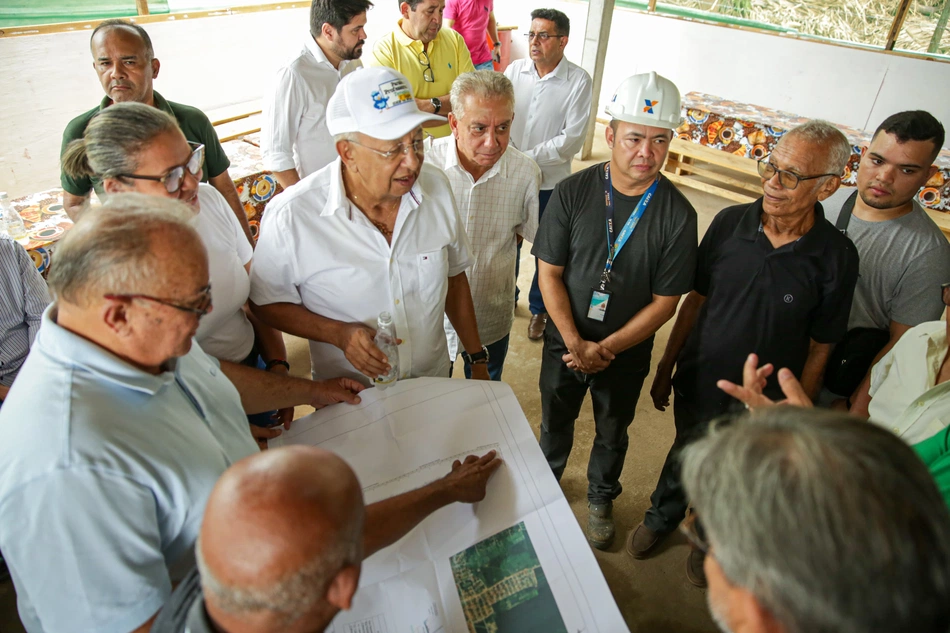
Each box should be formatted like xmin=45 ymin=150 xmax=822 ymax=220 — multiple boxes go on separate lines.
xmin=579 ymin=0 xmax=616 ymax=160
xmin=928 ymin=0 xmax=950 ymax=54
xmin=885 ymin=0 xmax=913 ymax=50
xmin=135 ymin=0 xmax=150 ymax=16
xmin=648 ymin=0 xmax=658 ymax=11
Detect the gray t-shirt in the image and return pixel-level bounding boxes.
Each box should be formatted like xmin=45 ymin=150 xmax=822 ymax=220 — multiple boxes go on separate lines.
xmin=532 ymin=164 xmax=697 ymax=348
xmin=823 ymin=187 xmax=950 ymax=330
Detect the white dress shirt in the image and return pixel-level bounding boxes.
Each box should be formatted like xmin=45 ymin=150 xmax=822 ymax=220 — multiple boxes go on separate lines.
xmin=504 ymin=56 xmax=593 ymax=190
xmin=261 ymin=35 xmax=360 ymax=179
xmin=869 ymin=319 xmax=950 ymax=444
xmin=427 ymin=138 xmax=540 ymax=356
xmin=249 ymin=159 xmax=473 ymax=383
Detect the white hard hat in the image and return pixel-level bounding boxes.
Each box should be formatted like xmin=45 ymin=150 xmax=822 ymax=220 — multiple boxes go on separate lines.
xmin=605 ymin=71 xmax=682 ymax=130
xmin=328 ymin=66 xmax=443 ymax=141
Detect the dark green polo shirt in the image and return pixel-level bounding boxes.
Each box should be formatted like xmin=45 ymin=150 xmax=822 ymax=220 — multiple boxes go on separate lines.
xmin=60 ymin=91 xmax=230 ymax=196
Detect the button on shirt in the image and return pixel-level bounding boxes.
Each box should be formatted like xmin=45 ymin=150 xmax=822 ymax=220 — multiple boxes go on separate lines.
xmin=261 ymin=35 xmax=360 ymax=179
xmin=870 ymin=320 xmax=950 ymax=445
xmin=249 ymin=159 xmax=473 ymax=383
xmin=427 ymin=138 xmax=541 ymax=356
xmin=673 ymin=199 xmax=859 ymax=418
xmin=504 ymin=57 xmax=592 ymax=190
xmin=0 ymin=306 xmax=257 ymax=633
xmin=366 ymin=22 xmax=475 ymax=139
xmin=0 ymin=238 xmax=50 ymax=388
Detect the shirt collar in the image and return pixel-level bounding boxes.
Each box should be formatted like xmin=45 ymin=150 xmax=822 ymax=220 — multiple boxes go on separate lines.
xmin=524 ymin=56 xmax=569 ymax=81
xmin=735 ymin=197 xmax=833 ymax=255
xmin=35 ymin=304 xmax=178 ymax=396
xmin=98 ymin=90 xmax=173 ymax=116
xmin=322 ymin=158 xmax=425 ymax=219
xmin=305 ymin=34 xmax=344 ymax=71
xmin=394 ymin=19 xmax=425 ymax=49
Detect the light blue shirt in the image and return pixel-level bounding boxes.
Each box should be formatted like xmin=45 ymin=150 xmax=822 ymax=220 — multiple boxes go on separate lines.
xmin=0 ymin=305 xmax=258 ymax=633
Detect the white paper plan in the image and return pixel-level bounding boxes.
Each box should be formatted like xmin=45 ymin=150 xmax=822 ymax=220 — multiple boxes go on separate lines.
xmin=270 ymin=377 xmax=630 ymax=633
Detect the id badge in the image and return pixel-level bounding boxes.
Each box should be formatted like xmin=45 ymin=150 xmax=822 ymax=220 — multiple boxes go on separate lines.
xmin=588 ymin=288 xmax=611 ymax=322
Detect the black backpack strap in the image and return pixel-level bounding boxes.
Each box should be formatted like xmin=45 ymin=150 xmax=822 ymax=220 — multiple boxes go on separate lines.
xmin=836 ymin=190 xmax=859 ymax=235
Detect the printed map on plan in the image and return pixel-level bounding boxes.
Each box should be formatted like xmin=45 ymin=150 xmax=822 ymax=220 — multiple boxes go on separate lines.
xmin=270 ymin=377 xmax=629 ymax=633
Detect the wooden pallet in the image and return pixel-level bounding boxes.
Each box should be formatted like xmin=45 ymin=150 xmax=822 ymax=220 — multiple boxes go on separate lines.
xmin=662 ymin=138 xmax=759 ymax=204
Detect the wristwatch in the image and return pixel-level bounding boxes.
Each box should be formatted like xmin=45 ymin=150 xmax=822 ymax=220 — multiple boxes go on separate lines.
xmin=431 ymin=97 xmax=442 ymax=115
xmin=461 ymin=346 xmax=490 ymax=365
xmin=493 ymin=41 xmax=501 ymax=47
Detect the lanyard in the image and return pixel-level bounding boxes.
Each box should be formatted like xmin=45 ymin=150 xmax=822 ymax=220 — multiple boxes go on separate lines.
xmin=602 ymin=162 xmax=658 ymax=287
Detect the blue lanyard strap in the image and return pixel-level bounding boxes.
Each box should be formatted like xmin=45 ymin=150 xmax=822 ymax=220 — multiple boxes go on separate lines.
xmin=604 ymin=162 xmax=659 ymax=276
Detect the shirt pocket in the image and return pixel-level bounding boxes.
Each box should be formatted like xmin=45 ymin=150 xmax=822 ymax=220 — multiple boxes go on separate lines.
xmin=417 ymin=248 xmax=449 ymax=310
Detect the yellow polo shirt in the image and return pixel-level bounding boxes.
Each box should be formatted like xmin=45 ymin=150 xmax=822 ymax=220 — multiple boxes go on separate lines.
xmin=367 ymin=20 xmax=475 ymax=138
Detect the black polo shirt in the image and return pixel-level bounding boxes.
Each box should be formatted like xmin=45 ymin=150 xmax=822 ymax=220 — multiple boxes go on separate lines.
xmin=672 ymin=198 xmax=859 ymax=418
xmin=532 ymin=164 xmax=697 ymax=352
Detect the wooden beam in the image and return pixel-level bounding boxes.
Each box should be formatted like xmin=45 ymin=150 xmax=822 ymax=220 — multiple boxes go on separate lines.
xmin=648 ymin=0 xmax=658 ymax=11
xmin=885 ymin=0 xmax=913 ymax=50
xmin=663 ymin=171 xmax=758 ymax=204
xmin=579 ymin=0 xmax=616 ymax=160
xmin=135 ymin=0 xmax=150 ymax=16
xmin=664 ymin=158 xmax=762 ymax=194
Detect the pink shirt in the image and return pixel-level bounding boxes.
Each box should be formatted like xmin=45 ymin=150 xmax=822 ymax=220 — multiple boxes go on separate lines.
xmin=445 ymin=0 xmax=493 ymax=65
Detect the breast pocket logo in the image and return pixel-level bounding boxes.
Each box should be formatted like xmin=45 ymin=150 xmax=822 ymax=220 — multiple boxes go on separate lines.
xmin=784 ymin=294 xmax=794 ymax=304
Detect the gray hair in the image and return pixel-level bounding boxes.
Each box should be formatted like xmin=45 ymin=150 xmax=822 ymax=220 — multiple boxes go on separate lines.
xmin=450 ymin=71 xmax=515 ymax=121
xmin=196 ymin=526 xmax=361 ymax=625
xmin=61 ymin=102 xmax=180 ymax=182
xmin=47 ymin=193 xmax=198 ymax=306
xmin=682 ymin=408 xmax=950 ymax=633
xmin=783 ymin=120 xmax=852 ymax=176
xmin=333 ymin=132 xmax=359 ymax=144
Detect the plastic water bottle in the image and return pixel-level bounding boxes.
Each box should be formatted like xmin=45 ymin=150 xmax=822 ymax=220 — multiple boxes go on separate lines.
xmin=0 ymin=193 xmax=28 ymax=245
xmin=374 ymin=311 xmax=400 ymax=389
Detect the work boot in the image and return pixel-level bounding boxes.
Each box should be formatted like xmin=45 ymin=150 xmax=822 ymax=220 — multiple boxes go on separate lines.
xmin=527 ymin=313 xmax=547 ymax=340
xmin=686 ymin=547 xmax=708 ymax=588
xmin=587 ymin=501 xmax=615 ymax=550
xmin=625 ymin=522 xmax=668 ymax=559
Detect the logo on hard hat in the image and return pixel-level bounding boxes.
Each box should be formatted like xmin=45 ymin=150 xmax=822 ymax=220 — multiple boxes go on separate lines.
xmin=643 ymin=99 xmax=659 ymax=114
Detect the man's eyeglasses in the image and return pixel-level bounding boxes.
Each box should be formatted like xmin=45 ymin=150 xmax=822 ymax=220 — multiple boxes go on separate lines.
xmin=525 ymin=31 xmax=564 ymax=42
xmin=348 ymin=138 xmax=425 ymax=162
xmin=104 ymin=284 xmax=213 ymax=317
xmin=418 ymin=50 xmax=434 ymax=83
xmin=757 ymin=157 xmax=839 ymax=190
xmin=117 ymin=142 xmax=205 ymax=194
xmin=679 ymin=510 xmax=709 ymax=554
xmin=942 ymin=282 xmax=950 ymax=307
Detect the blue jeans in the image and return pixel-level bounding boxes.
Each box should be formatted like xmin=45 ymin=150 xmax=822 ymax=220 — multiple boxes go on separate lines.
xmin=515 ymin=188 xmax=553 ymax=313
xmin=450 ymin=335 xmax=511 ymax=381
xmin=474 ymin=59 xmax=495 ymax=71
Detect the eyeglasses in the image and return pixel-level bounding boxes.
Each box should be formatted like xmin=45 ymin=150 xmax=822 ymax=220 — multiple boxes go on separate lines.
xmin=348 ymin=138 xmax=425 ymax=162
xmin=757 ymin=157 xmax=839 ymax=190
xmin=942 ymin=282 xmax=950 ymax=307
xmin=418 ymin=50 xmax=434 ymax=83
xmin=117 ymin=142 xmax=205 ymax=194
xmin=679 ymin=510 xmax=709 ymax=554
xmin=104 ymin=284 xmax=213 ymax=317
xmin=525 ymin=31 xmax=564 ymax=42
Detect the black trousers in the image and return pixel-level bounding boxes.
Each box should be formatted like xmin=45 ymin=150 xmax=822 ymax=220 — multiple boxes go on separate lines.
xmin=643 ymin=391 xmax=742 ymax=533
xmin=538 ymin=333 xmax=652 ymax=504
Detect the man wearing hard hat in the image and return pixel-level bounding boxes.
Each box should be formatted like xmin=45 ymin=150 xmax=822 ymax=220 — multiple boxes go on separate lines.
xmin=531 ymin=72 xmax=698 ymax=550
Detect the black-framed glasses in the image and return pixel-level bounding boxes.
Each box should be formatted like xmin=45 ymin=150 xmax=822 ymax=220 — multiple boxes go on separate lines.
xmin=418 ymin=50 xmax=434 ymax=83
xmin=757 ymin=157 xmax=839 ymax=190
xmin=348 ymin=138 xmax=425 ymax=162
xmin=679 ymin=511 xmax=709 ymax=554
xmin=117 ymin=142 xmax=205 ymax=194
xmin=942 ymin=282 xmax=950 ymax=307
xmin=525 ymin=31 xmax=564 ymax=42
xmin=104 ymin=284 xmax=213 ymax=317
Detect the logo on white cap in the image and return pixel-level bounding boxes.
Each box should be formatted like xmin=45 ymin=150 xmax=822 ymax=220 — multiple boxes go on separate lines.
xmin=372 ymin=78 xmax=413 ymax=112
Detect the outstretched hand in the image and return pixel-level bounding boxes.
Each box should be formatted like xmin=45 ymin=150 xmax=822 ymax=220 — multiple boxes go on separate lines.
xmin=310 ymin=377 xmax=366 ymax=409
xmin=440 ymin=450 xmax=504 ymax=504
xmin=717 ymin=353 xmax=813 ymax=411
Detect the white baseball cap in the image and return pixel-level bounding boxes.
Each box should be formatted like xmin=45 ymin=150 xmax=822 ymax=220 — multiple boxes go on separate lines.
xmin=327 ymin=67 xmax=443 ymax=141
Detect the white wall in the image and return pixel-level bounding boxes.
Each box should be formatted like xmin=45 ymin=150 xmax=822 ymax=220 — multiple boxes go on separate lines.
xmin=1 ymin=0 xmax=948 ymax=198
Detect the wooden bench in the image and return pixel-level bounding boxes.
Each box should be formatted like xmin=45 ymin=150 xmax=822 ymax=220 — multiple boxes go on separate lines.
xmin=208 ymin=100 xmax=262 ymax=143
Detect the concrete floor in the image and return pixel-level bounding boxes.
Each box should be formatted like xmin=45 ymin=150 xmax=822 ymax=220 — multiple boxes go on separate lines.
xmin=0 ymin=127 xmax=729 ymax=632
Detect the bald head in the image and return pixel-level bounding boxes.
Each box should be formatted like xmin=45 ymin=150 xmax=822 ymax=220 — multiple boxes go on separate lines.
xmin=199 ymin=446 xmax=365 ymax=633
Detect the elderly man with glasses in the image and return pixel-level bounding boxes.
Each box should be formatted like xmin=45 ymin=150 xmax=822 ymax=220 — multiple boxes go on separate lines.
xmin=629 ymin=120 xmax=860 ymax=586
xmin=366 ymin=0 xmax=475 ymax=139
xmin=250 ymin=67 xmax=489 ymax=384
